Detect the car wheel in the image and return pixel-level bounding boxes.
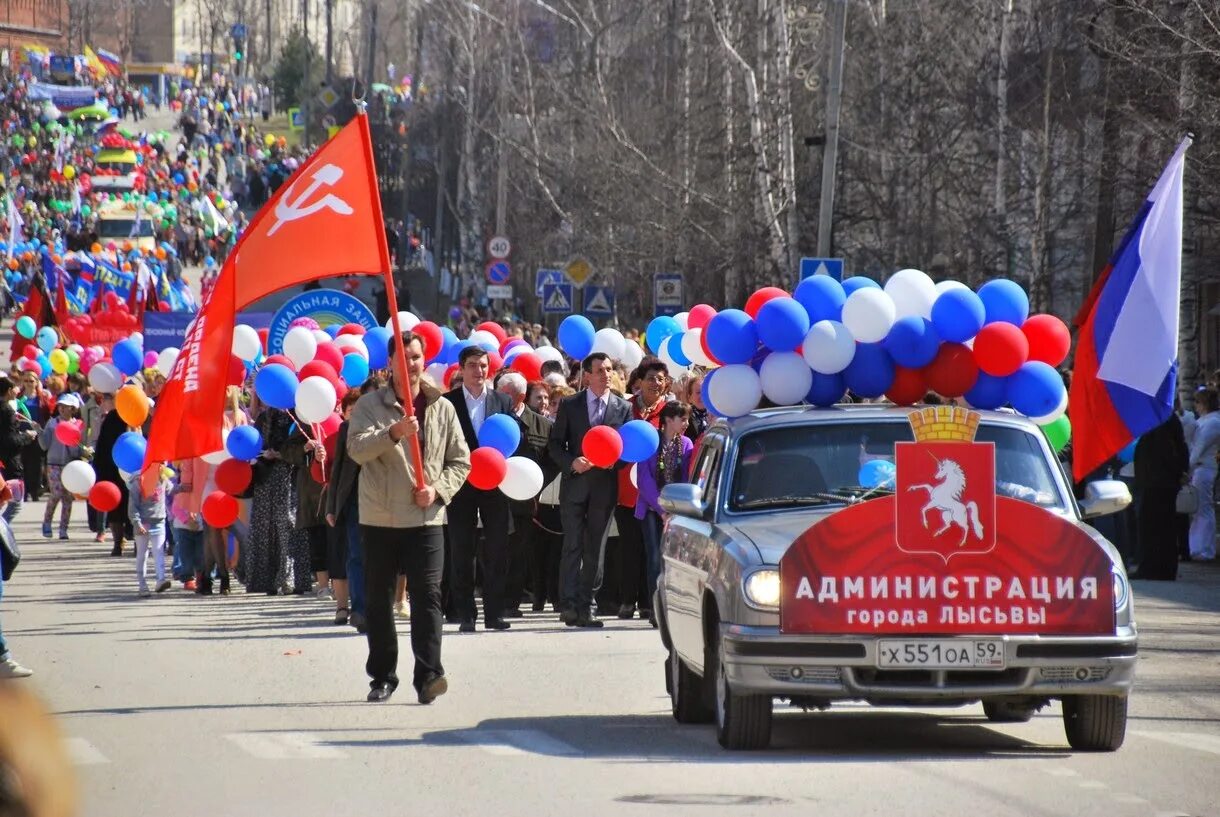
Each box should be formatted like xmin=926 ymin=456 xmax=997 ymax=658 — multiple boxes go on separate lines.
xmin=669 ymin=642 xmax=713 ymax=724
xmin=983 ymin=701 xmax=1034 ymax=723
xmin=1062 ymin=695 xmax=1127 ymax=751
xmin=712 ymin=631 xmax=772 ymax=750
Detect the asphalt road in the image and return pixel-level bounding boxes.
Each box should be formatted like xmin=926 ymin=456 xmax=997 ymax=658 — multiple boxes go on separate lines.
xmin=2 ymin=497 xmax=1218 ymax=817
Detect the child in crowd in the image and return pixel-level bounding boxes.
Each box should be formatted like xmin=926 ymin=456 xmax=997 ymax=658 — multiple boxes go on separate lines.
xmin=128 ymin=465 xmax=171 ymax=597
xmin=39 ymin=393 xmax=82 ymax=539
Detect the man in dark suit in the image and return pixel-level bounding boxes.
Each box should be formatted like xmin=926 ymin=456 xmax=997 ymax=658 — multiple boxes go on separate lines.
xmin=546 ymin=352 xmax=632 ymax=628
xmin=443 ymin=345 xmax=519 ymax=632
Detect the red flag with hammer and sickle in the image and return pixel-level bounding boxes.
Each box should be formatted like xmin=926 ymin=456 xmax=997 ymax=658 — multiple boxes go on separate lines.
xmin=146 ymin=115 xmax=394 ymax=466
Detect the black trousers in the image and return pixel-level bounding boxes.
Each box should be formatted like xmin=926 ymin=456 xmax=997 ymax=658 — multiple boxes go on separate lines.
xmin=614 ymin=505 xmax=649 ymax=611
xmin=533 ymin=505 xmax=563 ymax=607
xmin=361 ymin=524 xmax=444 ymax=693
xmin=448 ymin=485 xmax=511 ymax=622
xmin=559 ymin=494 xmax=615 ymax=615
xmin=504 ymin=512 xmax=534 ymax=611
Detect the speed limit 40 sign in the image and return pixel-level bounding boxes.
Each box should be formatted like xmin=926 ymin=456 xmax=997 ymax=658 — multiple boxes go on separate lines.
xmin=487 ymin=235 xmax=512 ymax=259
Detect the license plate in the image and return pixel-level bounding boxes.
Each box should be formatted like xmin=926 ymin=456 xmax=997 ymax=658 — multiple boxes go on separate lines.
xmin=877 ymin=639 xmax=1005 ymax=669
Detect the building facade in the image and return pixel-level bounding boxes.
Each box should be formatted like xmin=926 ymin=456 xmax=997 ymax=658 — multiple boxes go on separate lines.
xmin=0 ymin=0 xmax=67 ymax=52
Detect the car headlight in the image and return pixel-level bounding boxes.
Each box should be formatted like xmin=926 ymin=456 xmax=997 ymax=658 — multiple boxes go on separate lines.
xmin=744 ymin=569 xmax=781 ymax=609
xmin=1112 ymin=568 xmax=1129 ymax=610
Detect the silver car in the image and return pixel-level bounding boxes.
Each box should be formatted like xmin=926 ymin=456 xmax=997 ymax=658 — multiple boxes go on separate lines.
xmin=656 ymin=405 xmax=1136 ymax=751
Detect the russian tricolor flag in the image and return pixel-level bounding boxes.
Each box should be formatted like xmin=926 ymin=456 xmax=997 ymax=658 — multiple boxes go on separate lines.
xmin=1070 ymin=137 xmax=1191 ymax=482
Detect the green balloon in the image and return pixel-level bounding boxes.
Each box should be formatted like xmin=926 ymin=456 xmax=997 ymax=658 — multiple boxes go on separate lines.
xmin=1042 ymin=414 xmax=1071 ymax=453
xmin=80 ymin=205 xmax=91 ymax=217
xmin=67 ymin=349 xmax=80 ymax=374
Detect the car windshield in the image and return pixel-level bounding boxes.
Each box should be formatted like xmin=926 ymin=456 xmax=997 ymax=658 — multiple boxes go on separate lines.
xmin=729 ymin=420 xmax=1065 ymax=512
xmin=98 ymin=218 xmax=154 ymax=238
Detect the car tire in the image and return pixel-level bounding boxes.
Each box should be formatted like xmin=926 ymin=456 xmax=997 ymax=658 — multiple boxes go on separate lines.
xmin=1062 ymin=694 xmax=1127 ymax=752
xmin=712 ymin=632 xmax=772 ymax=750
xmin=669 ymin=643 xmax=713 ymax=724
xmin=983 ymin=701 xmax=1034 ymax=723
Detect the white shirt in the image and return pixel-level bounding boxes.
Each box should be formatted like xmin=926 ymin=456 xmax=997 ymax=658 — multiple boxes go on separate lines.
xmin=1189 ymin=411 xmax=1220 ymax=471
xmin=464 ymin=385 xmax=489 ymax=434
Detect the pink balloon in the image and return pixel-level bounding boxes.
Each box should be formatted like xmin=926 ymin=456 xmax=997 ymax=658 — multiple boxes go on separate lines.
xmin=22 ymin=346 xmax=39 ymax=361
xmin=20 ymin=359 xmax=40 ymax=373
xmin=688 ymin=304 xmax=717 ymax=331
xmin=313 ymin=342 xmax=345 ymax=372
xmin=143 ymin=351 xmax=159 ymax=369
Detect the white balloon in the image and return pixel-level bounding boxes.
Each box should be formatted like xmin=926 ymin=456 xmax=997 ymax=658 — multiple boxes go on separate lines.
xmin=674 ymin=311 xmax=690 ymax=331
xmin=296 ymin=376 xmax=338 ymax=424
xmin=802 ymin=320 xmax=856 ymax=374
xmin=591 ymin=327 xmax=626 ymax=361
xmin=884 ymin=268 xmax=937 ymax=320
xmin=659 ymin=335 xmax=688 ymax=379
xmin=202 ymin=429 xmax=231 ymax=465
xmin=88 ymin=362 xmax=122 ymax=393
xmin=469 ymin=330 xmax=499 ymax=351
xmin=841 ymin=288 xmax=896 ymax=344
xmin=935 ymin=280 xmax=970 ymax=296
xmin=760 ymin=351 xmax=813 ymax=406
xmin=312 ymin=329 xmax=332 ymax=345
xmin=61 ymin=460 xmax=96 ymax=495
xmin=707 ymin=364 xmax=762 ymax=418
xmin=424 ymin=362 xmax=449 ymax=387
xmin=283 ymin=326 xmax=318 ymax=369
xmin=1031 ymin=390 xmax=1069 ymax=425
xmin=231 ymin=324 xmax=262 ymax=361
xmin=333 ymin=334 xmax=369 ymax=359
xmin=620 ymin=339 xmax=645 ymax=370
xmin=629 ymin=463 xmax=638 ymax=489
xmin=502 ymin=345 xmax=527 ymax=365
xmin=385 ymin=311 xmax=420 ymax=332
xmin=534 ymin=345 xmax=564 ymax=365
xmin=681 ymin=328 xmax=716 ymax=368
xmin=130 ymin=332 xmax=144 ymax=346
xmin=500 ymin=456 xmax=544 ymax=501
xmin=156 ymin=347 xmax=180 ymax=378
xmin=68 ymin=343 xmax=84 ymax=356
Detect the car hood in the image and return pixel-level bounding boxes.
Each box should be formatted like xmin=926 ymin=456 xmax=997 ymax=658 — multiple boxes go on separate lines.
xmin=724 ymin=509 xmax=837 ymax=565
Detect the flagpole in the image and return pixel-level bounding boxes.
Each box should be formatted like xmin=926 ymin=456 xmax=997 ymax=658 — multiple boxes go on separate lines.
xmin=355 ymin=105 xmax=427 ymax=489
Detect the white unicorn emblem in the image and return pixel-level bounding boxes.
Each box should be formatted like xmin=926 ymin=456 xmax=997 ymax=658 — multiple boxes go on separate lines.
xmin=907 ymin=457 xmax=984 ymax=547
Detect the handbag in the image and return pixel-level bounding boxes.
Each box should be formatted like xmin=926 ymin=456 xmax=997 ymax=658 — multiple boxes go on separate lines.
xmin=1176 ymin=483 xmax=1199 ymax=515
xmin=0 ymin=516 xmax=19 ymax=580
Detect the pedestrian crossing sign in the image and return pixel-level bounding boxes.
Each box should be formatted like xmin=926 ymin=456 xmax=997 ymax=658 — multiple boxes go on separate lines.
xmin=542 ymin=282 xmax=574 ymax=314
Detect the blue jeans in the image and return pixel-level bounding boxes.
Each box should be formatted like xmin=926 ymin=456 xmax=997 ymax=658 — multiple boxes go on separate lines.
xmin=344 ymin=494 xmax=365 ymax=616
xmin=173 ymin=527 xmax=204 ymax=581
xmin=639 ymin=511 xmax=664 ymax=608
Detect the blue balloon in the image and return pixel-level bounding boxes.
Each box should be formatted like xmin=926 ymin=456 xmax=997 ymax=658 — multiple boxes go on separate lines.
xmin=1117 ymin=439 xmax=1137 ymax=465
xmin=705 ymin=309 xmax=758 ymax=365
xmin=226 ymin=425 xmax=264 ymax=461
xmin=794 ymin=275 xmax=846 ymax=324
xmin=806 ymin=371 xmax=846 ymax=407
xmin=757 ymin=297 xmax=811 ymax=352
xmin=619 ymin=419 xmax=660 ymax=464
xmin=477 ymin=414 xmax=522 ymax=458
xmin=964 ymin=371 xmax=1009 ymax=410
xmin=365 ymin=326 xmax=392 ymax=369
xmin=448 ymin=339 xmax=476 ymax=366
xmin=254 ymin=363 xmax=299 ymax=410
xmin=884 ymin=317 xmax=941 ymax=369
xmin=859 ymin=459 xmax=896 ymax=489
xmin=36 ymin=354 xmax=51 ymax=379
xmin=646 ymin=316 xmax=681 ymax=355
xmin=112 ymin=338 xmax=143 ymax=375
xmin=842 ymin=276 xmax=881 ymax=296
xmin=843 ymin=343 xmax=895 ymax=399
xmin=438 ymin=327 xmax=458 ymax=364
xmin=113 ymin=431 xmax=147 ymax=473
xmin=173 ymin=172 xmax=185 ymax=184
xmin=665 ymin=333 xmax=691 ymax=367
xmin=701 ymin=369 xmax=718 ymax=415
xmin=341 ymin=353 xmax=370 ymax=386
xmin=35 ymin=326 xmax=58 ymax=353
xmin=1006 ymin=361 xmax=1065 ymax=418
xmin=931 ymin=287 xmax=986 ymax=343
xmin=558 ymin=315 xmax=595 ymax=360
xmin=978 ymin=279 xmax=1030 ymax=326
xmin=324 ymin=325 xmax=341 ymax=339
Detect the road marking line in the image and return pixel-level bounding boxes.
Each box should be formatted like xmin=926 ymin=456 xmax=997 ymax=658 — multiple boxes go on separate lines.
xmin=1077 ymin=781 xmax=1107 ymax=790
xmin=277 ymin=732 xmax=345 ymax=759
xmin=453 ymin=729 xmax=580 ymax=757
xmin=64 ymin=738 xmax=108 ymax=766
xmin=1135 ymin=731 xmax=1220 ymax=756
xmin=1042 ymin=767 xmax=1079 ymax=777
xmin=225 ymin=733 xmax=291 ymax=759
xmin=1111 ymin=793 xmax=1148 ymax=805
xmin=224 ymin=732 xmax=346 ymax=760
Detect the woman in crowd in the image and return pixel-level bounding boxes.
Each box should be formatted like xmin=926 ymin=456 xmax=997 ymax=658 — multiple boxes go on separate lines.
xmin=1187 ymin=388 xmax=1220 ymax=562
xmin=0 ymin=376 xmax=38 ymax=524
xmin=681 ymin=372 xmax=708 ymax=443
xmin=93 ymin=400 xmax=133 ymax=555
xmin=1133 ymin=413 xmax=1189 ymax=580
xmin=39 ymin=393 xmax=82 ymax=539
xmin=635 ymin=402 xmax=693 ymax=627
xmin=283 ymin=414 xmax=335 ymax=610
xmin=16 ymin=369 xmax=49 ymax=501
xmin=324 ymin=388 xmax=366 ymax=631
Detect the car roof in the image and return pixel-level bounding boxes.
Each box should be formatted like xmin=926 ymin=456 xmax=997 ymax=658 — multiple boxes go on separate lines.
xmin=707 ymin=403 xmax=1040 ymax=437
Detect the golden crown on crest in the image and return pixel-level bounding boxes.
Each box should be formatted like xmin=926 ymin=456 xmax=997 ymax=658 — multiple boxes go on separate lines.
xmin=907 ymin=406 xmax=981 ymax=443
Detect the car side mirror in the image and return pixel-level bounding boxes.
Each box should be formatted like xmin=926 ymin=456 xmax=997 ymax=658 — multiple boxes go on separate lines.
xmin=1079 ymin=480 xmax=1132 ymax=519
xmin=659 ymin=483 xmax=707 ymax=518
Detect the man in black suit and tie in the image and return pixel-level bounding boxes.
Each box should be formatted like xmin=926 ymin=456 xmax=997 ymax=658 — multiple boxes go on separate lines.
xmin=443 ymin=345 xmax=520 ymax=632
xmin=546 ymin=352 xmax=632 ymax=628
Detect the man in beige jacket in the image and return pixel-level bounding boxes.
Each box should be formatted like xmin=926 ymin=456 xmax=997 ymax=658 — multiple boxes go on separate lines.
xmin=349 ymin=331 xmax=470 ymax=704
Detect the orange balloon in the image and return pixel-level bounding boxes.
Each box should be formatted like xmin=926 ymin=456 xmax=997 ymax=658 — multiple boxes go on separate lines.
xmin=91 ymin=242 xmax=102 ymax=253
xmin=6 ymin=259 xmax=16 ymax=270
xmin=115 ymin=384 xmax=150 ymax=428
xmin=51 ymin=253 xmax=62 ymax=265
xmin=121 ymin=262 xmax=132 ymax=272
xmin=154 ymin=247 xmax=167 ymax=260
xmin=122 ymin=241 xmax=133 ymax=252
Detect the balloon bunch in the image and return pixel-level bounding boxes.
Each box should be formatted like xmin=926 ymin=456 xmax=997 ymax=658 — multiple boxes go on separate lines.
xmin=554 ymin=315 xmax=645 ymax=372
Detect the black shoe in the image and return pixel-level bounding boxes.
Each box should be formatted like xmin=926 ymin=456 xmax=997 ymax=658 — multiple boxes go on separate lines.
xmin=560 ymin=608 xmax=578 ymax=626
xmin=351 ymin=612 xmax=368 ymax=634
xmin=484 ymin=618 xmax=511 ymax=631
xmin=531 ymin=599 xmax=546 ymax=612
xmin=110 ymin=543 xmax=122 ymax=557
xmin=199 ymin=579 xmax=214 ymax=596
xmin=367 ymin=683 xmax=394 ymax=703
xmin=418 ymin=675 xmax=448 ymax=705
xmin=617 ymin=604 xmax=635 ymax=620
xmin=639 ymin=608 xmax=652 ymax=620
xmin=574 ymin=615 xmax=604 ymax=629
xmin=219 ymin=575 xmax=231 ymax=595
xmin=445 ymin=613 xmax=461 ymax=624
xmin=459 ymin=619 xmax=476 ymax=633
xmin=503 ymin=607 xmax=524 ymax=618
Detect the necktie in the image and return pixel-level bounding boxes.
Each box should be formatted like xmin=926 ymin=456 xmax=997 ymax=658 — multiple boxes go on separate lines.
xmin=591 ymin=397 xmax=604 ymax=426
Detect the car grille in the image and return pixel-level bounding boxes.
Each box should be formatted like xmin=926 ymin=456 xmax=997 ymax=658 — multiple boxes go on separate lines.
xmin=766 ymin=666 xmax=842 ymax=684
xmin=1038 ymin=666 xmax=1112 ymax=683
xmin=851 ymin=668 xmax=1026 ymax=689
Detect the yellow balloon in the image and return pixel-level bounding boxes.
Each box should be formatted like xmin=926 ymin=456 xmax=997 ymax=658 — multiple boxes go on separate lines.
xmin=49 ymin=349 xmax=69 ymax=374
xmin=264 ymin=133 xmax=275 ymax=147
xmin=63 ymin=165 xmax=76 ymax=180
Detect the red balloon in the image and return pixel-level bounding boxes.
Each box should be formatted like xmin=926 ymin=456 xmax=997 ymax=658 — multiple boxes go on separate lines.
xmin=973 ymin=322 xmax=1029 ymax=377
xmin=214 ymin=459 xmax=252 ymax=496
xmin=313 ymin=342 xmax=345 ymax=372
xmin=339 ymin=323 xmax=366 ymax=337
xmin=263 ymin=354 xmax=296 ymax=371
xmin=22 ymin=346 xmax=39 ymax=361
xmin=1022 ymin=314 xmax=1071 ymax=367
xmin=414 ymin=321 xmax=444 ymax=362
xmin=227 ymin=354 xmax=247 ymax=387
xmin=487 ymin=351 xmax=503 ymax=373
xmin=744 ymin=287 xmax=789 ymax=319
xmin=202 ymin=491 xmax=239 ymax=527
xmin=309 ymin=458 xmax=325 ymax=484
xmin=88 ymin=481 xmax=122 ymax=512
xmin=469 ymin=446 xmax=508 ymax=490
xmin=699 ymin=327 xmax=723 ymax=366
xmin=157 ymin=301 xmax=171 ymax=312
xmin=54 ymin=420 xmax=83 ymax=447
xmin=443 ymin=363 xmax=460 ymax=388
xmin=299 ymin=359 xmax=339 ymax=385
xmin=476 ymin=321 xmax=508 ymax=345
xmin=923 ymin=342 xmax=979 ymax=398
xmin=688 ymin=304 xmax=717 ymax=331
xmin=582 ymin=425 xmax=623 ymax=468
xmin=256 ymin=327 xmax=270 ymax=352
xmin=511 ymin=352 xmax=543 ymax=381
xmin=885 ymin=366 xmax=927 ymax=406
xmin=318 ymin=412 xmax=342 ymax=438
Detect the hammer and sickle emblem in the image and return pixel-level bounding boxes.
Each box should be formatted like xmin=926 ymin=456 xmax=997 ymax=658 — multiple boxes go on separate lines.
xmin=266 ymin=164 xmax=354 ymax=236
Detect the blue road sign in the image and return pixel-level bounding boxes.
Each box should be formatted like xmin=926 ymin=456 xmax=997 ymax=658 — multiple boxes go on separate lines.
xmin=231 ymin=23 xmax=248 ymax=39
xmin=535 ymin=267 xmax=565 ymax=297
xmin=799 ymin=257 xmax=844 ymax=282
xmin=653 ymin=273 xmax=683 ymax=317
xmin=542 ymin=282 xmax=574 ymax=314
xmin=583 ymin=285 xmax=615 ymax=317
xmin=486 ymin=260 xmax=511 ymax=284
